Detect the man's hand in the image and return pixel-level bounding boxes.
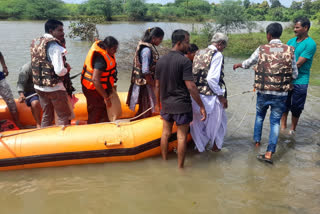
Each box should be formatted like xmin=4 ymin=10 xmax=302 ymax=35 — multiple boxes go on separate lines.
xmin=218 ymin=96 xmax=228 ymax=109
xmin=233 ymin=63 xmax=242 ymax=70
xmin=66 ymin=63 xmax=71 ymax=73
xmin=104 ymin=97 xmax=112 ymax=108
xmin=18 ymin=94 xmax=26 ymax=103
xmin=200 ymin=106 xmax=206 ymax=121
xmin=3 ymin=66 xmax=8 ymax=76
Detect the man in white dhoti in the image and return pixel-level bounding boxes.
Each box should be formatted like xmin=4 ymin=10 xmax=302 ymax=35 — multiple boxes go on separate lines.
xmin=190 ymin=33 xmax=228 ymax=152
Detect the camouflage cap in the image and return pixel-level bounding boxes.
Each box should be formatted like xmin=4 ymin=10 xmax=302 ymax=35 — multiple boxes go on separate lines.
xmin=211 ymin=33 xmax=228 ymax=44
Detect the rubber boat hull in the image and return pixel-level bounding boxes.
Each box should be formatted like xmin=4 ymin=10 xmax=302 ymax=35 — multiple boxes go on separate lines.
xmin=0 ymin=115 xmax=187 ymax=171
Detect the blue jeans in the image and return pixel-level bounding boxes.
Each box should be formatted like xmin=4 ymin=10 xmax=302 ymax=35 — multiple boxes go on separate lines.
xmin=253 ymin=92 xmax=287 ymax=153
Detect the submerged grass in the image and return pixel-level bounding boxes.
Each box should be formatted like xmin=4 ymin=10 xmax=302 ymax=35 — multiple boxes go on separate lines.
xmin=189 ymin=24 xmax=320 ymax=86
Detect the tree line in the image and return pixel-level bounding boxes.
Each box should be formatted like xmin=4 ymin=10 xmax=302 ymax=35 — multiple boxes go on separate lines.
xmin=0 ymin=0 xmax=320 ymax=23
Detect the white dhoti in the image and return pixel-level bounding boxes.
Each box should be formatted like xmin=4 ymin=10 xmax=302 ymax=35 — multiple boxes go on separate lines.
xmin=190 ymin=96 xmax=227 ymax=152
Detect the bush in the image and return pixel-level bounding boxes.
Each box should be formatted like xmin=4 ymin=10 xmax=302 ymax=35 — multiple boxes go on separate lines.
xmin=68 ymin=17 xmax=100 ymax=41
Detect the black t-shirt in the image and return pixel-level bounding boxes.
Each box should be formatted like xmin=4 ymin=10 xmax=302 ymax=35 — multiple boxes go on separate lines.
xmin=155 ymin=51 xmax=194 ymax=114
xmin=92 ymin=52 xmax=107 ymax=70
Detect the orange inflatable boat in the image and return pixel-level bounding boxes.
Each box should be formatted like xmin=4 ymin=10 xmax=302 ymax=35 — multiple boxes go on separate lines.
xmin=0 ymin=93 xmax=183 ymax=171
xmin=0 ymin=93 xmax=137 ymax=126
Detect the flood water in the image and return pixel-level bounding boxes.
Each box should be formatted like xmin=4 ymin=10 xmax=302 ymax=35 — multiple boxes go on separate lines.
xmin=0 ymin=21 xmax=319 ymax=214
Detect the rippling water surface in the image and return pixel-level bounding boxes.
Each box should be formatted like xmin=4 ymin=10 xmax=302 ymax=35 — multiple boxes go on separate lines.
xmin=0 ymin=21 xmax=319 ymax=214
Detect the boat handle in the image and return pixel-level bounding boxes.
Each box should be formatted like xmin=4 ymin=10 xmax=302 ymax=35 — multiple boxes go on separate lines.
xmin=105 ymin=141 xmax=122 ymax=146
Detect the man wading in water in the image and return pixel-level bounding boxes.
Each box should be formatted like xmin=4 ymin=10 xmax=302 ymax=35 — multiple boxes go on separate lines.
xmin=233 ymin=23 xmax=298 ymax=164
xmin=155 ymin=29 xmax=206 ymax=168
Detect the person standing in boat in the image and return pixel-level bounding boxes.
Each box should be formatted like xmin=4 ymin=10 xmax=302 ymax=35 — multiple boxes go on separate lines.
xmin=17 ymin=62 xmax=42 ymax=128
xmin=281 ymin=17 xmax=317 ymax=135
xmin=81 ymin=36 xmax=119 ymax=124
xmin=126 ymin=27 xmax=164 ymax=119
xmin=0 ymin=51 xmax=22 ymax=128
xmin=233 ymin=23 xmax=298 ymax=164
xmin=155 ymin=29 xmax=206 ymax=168
xmin=190 ymin=33 xmax=228 ymax=153
xmin=31 ymin=19 xmax=72 ymax=127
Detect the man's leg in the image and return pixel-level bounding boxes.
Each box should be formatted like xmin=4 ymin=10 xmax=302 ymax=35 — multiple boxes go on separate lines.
xmin=253 ymin=93 xmax=268 ymax=146
xmin=36 ymin=90 xmax=54 ymax=127
xmin=51 ymin=91 xmax=72 ymax=126
xmin=177 ymin=123 xmax=189 ymax=168
xmin=0 ymin=79 xmax=22 ymax=128
xmin=288 ymin=84 xmax=308 ymax=132
xmin=280 ymin=112 xmax=289 ymax=130
xmin=267 ymin=95 xmax=288 ymax=157
xmin=160 ymin=119 xmax=173 ymax=161
xmin=30 ymin=99 xmax=42 ymax=128
xmin=281 ymin=89 xmax=292 ymax=130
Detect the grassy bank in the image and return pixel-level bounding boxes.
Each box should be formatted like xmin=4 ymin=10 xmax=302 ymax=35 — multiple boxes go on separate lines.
xmin=189 ymin=25 xmax=320 ymax=86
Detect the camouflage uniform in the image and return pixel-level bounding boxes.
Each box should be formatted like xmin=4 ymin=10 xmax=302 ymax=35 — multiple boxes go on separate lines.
xmin=192 ymin=48 xmax=227 ymax=97
xmin=130 ymin=41 xmax=159 ymax=86
xmin=0 ymin=78 xmax=17 ymax=114
xmin=254 ymin=43 xmax=294 ymax=92
xmin=30 ymin=37 xmax=62 ymax=87
xmin=126 ymin=41 xmax=159 ymax=119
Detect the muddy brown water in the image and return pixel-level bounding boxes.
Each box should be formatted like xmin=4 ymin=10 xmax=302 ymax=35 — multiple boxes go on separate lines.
xmin=0 ymin=21 xmax=319 ymax=214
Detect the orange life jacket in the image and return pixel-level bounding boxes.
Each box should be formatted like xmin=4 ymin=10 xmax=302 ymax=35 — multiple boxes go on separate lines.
xmin=81 ymin=41 xmax=117 ymax=90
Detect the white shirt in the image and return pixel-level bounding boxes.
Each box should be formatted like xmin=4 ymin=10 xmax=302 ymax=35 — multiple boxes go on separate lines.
xmin=192 ymin=45 xmax=225 ymax=114
xmin=34 ymin=34 xmax=67 ymax=92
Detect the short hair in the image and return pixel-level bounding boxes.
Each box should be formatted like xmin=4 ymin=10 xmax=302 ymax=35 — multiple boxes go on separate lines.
xmin=211 ymin=32 xmax=228 ymax=44
xmin=294 ymin=17 xmax=311 ymax=31
xmin=103 ymin=36 xmax=119 ymax=49
xmin=45 ymin=19 xmax=63 ymax=33
xmin=171 ymin=29 xmax=189 ymax=47
xmin=142 ymin=27 xmax=164 ymax=43
xmin=266 ymin=23 xmax=283 ymax=38
xmin=188 ymin=44 xmax=199 ymax=53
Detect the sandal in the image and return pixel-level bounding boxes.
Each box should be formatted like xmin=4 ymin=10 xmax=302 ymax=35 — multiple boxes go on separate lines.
xmin=257 ymin=154 xmax=273 ymax=164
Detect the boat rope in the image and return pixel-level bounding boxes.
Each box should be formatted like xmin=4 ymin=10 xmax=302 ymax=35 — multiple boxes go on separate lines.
xmin=70 ymin=72 xmax=82 ymax=79
xmin=0 ymin=107 xmax=154 ymax=138
xmin=228 ymin=92 xmax=256 ymax=137
xmin=25 ymin=93 xmax=37 ymax=100
xmin=0 ymin=136 xmax=18 ymax=158
xmin=228 ymin=89 xmax=255 ymax=98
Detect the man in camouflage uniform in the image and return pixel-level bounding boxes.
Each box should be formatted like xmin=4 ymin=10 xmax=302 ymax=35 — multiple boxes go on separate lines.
xmin=233 ymin=23 xmax=298 ymax=164
xmin=31 ymin=19 xmax=71 ymax=127
xmin=190 ymin=33 xmax=228 ymax=153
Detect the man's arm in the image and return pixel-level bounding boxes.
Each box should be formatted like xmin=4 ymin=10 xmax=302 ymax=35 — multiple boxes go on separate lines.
xmin=47 ymin=43 xmax=69 ymax=77
xmin=92 ymin=68 xmax=112 ymax=108
xmin=0 ymin=51 xmax=8 ymax=76
xmin=185 ymin=80 xmax=206 ymax=121
xmin=233 ymin=47 xmax=260 ymax=70
xmin=154 ymin=79 xmax=160 ymax=113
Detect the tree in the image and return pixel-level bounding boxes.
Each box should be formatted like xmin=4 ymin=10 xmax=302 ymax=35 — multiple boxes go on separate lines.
xmin=290 ymin=1 xmax=302 ymax=10
xmin=83 ymin=0 xmax=112 ymax=21
xmin=302 ymin=0 xmax=312 ymax=15
xmin=124 ymin=0 xmax=147 ymax=21
xmin=243 ymin=0 xmax=250 ymax=9
xmin=214 ymin=0 xmax=247 ymax=34
xmin=68 ymin=17 xmax=99 ymax=41
xmin=270 ymin=0 xmax=282 ymax=8
xmin=24 ymin=0 xmax=65 ymax=20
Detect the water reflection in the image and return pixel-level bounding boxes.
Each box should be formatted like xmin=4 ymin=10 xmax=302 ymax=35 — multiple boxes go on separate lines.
xmin=0 ymin=21 xmax=319 ymax=214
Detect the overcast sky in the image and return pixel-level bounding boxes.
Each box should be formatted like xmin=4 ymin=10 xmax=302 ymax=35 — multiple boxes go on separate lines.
xmin=63 ymin=0 xmax=295 ymax=8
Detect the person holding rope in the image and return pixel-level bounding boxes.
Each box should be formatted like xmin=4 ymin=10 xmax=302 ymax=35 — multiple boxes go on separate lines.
xmin=233 ymin=23 xmax=298 ymax=164
xmin=190 ymin=33 xmax=228 ymax=152
xmin=81 ymin=36 xmax=119 ymax=124
xmin=17 ymin=62 xmax=42 ymax=128
xmin=127 ymin=27 xmax=164 ymax=120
